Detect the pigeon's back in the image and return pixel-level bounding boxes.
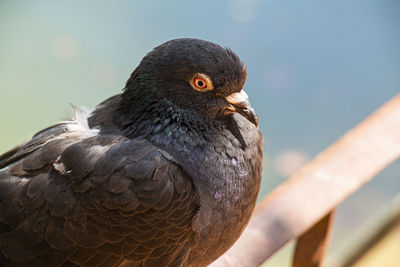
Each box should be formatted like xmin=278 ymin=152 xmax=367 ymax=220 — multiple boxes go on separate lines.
xmin=0 ymin=111 xmax=200 ymax=266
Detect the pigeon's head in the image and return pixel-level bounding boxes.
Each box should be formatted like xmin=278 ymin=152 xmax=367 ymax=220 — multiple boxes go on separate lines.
xmin=123 ymin=38 xmax=258 ymax=126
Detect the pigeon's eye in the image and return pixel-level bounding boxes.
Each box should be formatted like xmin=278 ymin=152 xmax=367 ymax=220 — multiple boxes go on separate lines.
xmin=190 ymin=73 xmax=214 ymax=92
xmin=194 ymin=78 xmax=206 ymax=88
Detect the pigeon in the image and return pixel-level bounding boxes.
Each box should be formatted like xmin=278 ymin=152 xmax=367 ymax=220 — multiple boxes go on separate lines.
xmin=0 ymin=38 xmax=263 ymax=267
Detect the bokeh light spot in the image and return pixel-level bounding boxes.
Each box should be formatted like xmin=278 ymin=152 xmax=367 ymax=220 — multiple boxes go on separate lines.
xmin=51 ymin=34 xmax=79 ymax=62
xmin=274 ymin=149 xmax=310 ymax=178
xmin=228 ymin=0 xmax=259 ymax=23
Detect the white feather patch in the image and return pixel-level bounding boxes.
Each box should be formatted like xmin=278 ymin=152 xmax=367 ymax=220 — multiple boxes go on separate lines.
xmin=52 ymin=105 xmax=100 ymax=175
xmin=63 ymin=105 xmax=100 ymax=137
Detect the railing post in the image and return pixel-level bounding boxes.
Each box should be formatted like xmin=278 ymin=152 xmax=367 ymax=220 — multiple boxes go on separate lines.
xmin=293 ymin=210 xmax=335 ymax=267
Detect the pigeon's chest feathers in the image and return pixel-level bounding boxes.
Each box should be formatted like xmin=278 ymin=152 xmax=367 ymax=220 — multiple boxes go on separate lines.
xmin=149 ymin=114 xmax=263 ymax=249
xmin=151 ymin=116 xmax=261 ymax=202
xmin=170 ymin=116 xmax=263 ymax=263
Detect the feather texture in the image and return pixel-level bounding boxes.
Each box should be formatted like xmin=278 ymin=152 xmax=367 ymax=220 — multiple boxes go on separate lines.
xmin=0 ymin=38 xmax=263 ymax=266
xmin=0 ymin=119 xmax=198 ymax=266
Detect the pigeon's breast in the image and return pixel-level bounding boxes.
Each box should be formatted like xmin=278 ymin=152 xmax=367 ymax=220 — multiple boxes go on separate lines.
xmin=182 ymin=114 xmax=264 ymax=265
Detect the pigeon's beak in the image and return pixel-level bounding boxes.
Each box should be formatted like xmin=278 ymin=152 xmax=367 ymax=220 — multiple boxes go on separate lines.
xmin=225 ymin=90 xmax=258 ymax=127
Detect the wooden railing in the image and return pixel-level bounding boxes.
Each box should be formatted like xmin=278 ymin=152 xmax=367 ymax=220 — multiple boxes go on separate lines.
xmin=210 ymin=93 xmax=400 ymax=267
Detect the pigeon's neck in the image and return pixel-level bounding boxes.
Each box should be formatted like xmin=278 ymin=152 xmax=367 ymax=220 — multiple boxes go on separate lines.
xmin=115 ymin=94 xmax=242 ymax=179
xmin=116 ymin=96 xmax=221 ymax=156
xmin=114 ymin=94 xmax=262 ymax=239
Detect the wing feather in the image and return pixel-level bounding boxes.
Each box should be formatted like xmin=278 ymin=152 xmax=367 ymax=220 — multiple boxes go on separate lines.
xmin=0 ymin=120 xmax=198 ymax=265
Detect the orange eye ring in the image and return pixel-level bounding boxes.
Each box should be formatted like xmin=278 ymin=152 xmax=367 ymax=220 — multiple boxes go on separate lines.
xmin=190 ymin=73 xmax=214 ymax=92
xmin=194 ymin=77 xmax=207 ymax=89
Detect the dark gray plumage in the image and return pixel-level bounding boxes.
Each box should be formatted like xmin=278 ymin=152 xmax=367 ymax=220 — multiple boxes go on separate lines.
xmin=0 ymin=38 xmax=263 ymax=266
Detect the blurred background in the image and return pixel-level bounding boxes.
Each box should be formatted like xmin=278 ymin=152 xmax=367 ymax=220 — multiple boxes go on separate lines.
xmin=0 ymin=0 xmax=399 ymax=266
